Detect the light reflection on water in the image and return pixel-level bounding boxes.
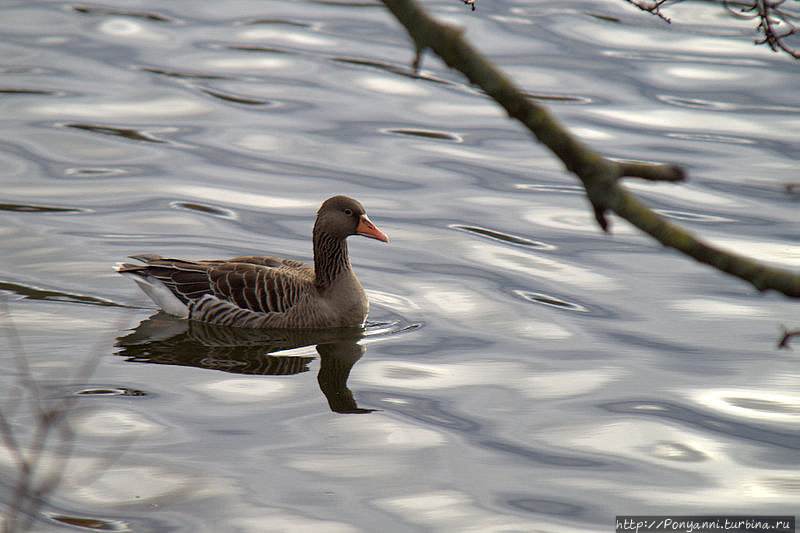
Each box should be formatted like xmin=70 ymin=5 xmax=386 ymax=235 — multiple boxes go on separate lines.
xmin=1 ymin=0 xmax=799 ymax=531
xmin=703 ymin=237 xmax=800 ymax=268
xmin=696 ymin=390 xmax=800 ymax=423
xmin=29 ymin=96 xmax=214 ymax=119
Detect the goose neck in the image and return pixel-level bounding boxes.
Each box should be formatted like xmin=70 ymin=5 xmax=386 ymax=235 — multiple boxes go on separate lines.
xmin=313 ymin=230 xmax=350 ymax=289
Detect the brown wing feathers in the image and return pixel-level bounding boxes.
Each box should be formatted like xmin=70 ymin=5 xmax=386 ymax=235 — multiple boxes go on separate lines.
xmin=123 ymin=258 xmax=211 ymax=304
xmin=208 ymin=260 xmax=311 ymax=314
xmin=128 ymin=256 xmax=304 ymax=314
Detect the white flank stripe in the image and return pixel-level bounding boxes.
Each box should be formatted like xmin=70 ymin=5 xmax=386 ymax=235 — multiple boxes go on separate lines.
xmin=120 ymin=273 xmax=189 ymax=317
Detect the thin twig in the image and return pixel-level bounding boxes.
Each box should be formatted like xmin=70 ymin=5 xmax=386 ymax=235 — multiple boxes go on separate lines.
xmin=625 ymin=1 xmax=800 ymax=58
xmin=0 ymin=302 xmax=45 ymax=420
xmin=623 ymin=0 xmax=675 ymax=23
xmin=778 ymin=326 xmax=800 ymax=349
xmin=722 ymin=1 xmax=799 ymax=58
xmin=0 ymin=299 xmax=135 ymax=533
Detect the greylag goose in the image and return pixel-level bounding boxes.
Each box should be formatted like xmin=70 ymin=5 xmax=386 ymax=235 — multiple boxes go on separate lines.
xmin=116 ymin=195 xmax=388 ymax=329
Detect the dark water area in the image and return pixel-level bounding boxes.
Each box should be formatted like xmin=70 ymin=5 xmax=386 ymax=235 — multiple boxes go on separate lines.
xmin=1 ymin=0 xmax=798 ymax=531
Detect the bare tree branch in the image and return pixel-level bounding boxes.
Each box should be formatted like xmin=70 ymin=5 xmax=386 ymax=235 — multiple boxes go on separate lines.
xmin=381 ymin=0 xmax=800 ymax=297
xmin=624 ymin=0 xmax=677 ymax=23
xmin=630 ymin=0 xmax=800 ymax=59
xmin=739 ymin=0 xmax=800 ymax=59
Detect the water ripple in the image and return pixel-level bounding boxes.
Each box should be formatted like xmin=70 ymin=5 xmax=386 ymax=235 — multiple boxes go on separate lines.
xmin=650 ymin=441 xmax=709 ymax=463
xmin=63 ymin=123 xmax=169 ymax=144
xmin=199 ymin=87 xmax=272 ymax=106
xmin=658 ymin=94 xmax=799 ymax=115
xmin=450 ymin=224 xmax=555 ymax=250
xmin=601 ymin=50 xmax=766 ymax=67
xmin=515 ymin=183 xmax=585 ymax=194
xmin=363 ymin=390 xmax=614 ymax=469
xmin=657 ymin=94 xmax=734 ymax=111
xmin=653 ymin=209 xmax=734 ymax=223
xmin=696 ymin=390 xmax=800 ymax=423
xmin=64 ymin=167 xmax=129 ymax=178
xmin=140 ymin=66 xmax=231 ymax=80
xmin=382 ymin=128 xmax=462 ymax=142
xmin=365 ymin=289 xmax=424 ymax=339
xmin=479 ymin=439 xmax=609 ymax=469
xmin=242 ymin=18 xmax=314 ymax=28
xmin=364 ymin=320 xmax=422 ymax=338
xmin=47 ymin=513 xmax=129 ymax=532
xmin=169 ymin=201 xmax=238 ymax=220
xmin=75 ymin=386 xmax=147 ymax=397
xmin=504 ymin=496 xmax=585 ymax=517
xmin=360 ymin=392 xmax=481 ymax=432
xmin=664 ymin=132 xmax=756 ymax=145
xmin=71 ymin=4 xmax=173 ymax=22
xmin=0 ymin=202 xmax=89 ymax=214
xmin=604 ymin=330 xmax=701 ymax=354
xmin=227 ymin=45 xmax=295 ymax=56
xmin=330 ymin=56 xmax=457 ymax=86
xmin=512 ymin=290 xmax=590 ymax=313
xmin=523 ymin=92 xmax=592 ymax=104
xmin=0 ymin=280 xmax=129 ymax=308
xmin=602 ymin=400 xmax=800 ymax=450
xmin=0 ymin=88 xmax=57 ymax=95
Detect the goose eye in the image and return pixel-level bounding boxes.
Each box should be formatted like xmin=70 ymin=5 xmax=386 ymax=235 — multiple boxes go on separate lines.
xmin=344 ymin=208 xmax=353 ymax=216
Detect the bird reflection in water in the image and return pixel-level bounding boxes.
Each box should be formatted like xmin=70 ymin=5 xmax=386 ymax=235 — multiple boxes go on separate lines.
xmin=115 ymin=313 xmax=375 ymax=413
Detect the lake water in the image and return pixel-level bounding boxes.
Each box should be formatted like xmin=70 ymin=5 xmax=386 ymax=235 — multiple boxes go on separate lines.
xmin=1 ymin=0 xmax=799 ymax=531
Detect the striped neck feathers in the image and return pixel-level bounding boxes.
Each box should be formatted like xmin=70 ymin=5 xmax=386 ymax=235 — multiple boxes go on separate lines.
xmin=313 ymin=229 xmax=351 ymax=290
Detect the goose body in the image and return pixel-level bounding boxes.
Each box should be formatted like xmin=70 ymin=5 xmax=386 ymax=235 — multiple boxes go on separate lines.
xmin=116 ymin=196 xmax=388 ymax=329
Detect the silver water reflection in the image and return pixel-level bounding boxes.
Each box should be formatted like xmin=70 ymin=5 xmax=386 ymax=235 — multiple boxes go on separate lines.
xmin=116 ymin=315 xmax=375 ymax=413
xmin=3 ymin=0 xmax=800 ymax=530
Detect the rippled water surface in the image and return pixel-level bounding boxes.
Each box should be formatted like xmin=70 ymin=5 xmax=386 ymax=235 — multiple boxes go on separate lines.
xmin=1 ymin=0 xmax=799 ymax=531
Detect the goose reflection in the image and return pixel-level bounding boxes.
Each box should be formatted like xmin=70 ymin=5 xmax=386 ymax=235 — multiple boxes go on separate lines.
xmin=115 ymin=313 xmax=375 ymax=413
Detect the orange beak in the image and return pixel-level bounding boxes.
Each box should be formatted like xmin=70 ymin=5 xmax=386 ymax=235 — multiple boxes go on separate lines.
xmin=357 ymin=214 xmax=389 ymax=243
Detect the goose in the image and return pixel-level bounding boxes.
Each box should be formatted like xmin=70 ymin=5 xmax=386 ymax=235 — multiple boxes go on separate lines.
xmin=116 ymin=195 xmax=388 ymax=329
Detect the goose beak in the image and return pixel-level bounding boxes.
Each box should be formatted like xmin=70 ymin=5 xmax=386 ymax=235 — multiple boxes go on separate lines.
xmin=357 ymin=214 xmax=389 ymax=243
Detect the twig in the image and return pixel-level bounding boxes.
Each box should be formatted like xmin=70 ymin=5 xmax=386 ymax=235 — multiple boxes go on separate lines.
xmin=621 ymin=1 xmax=800 ymax=59
xmin=0 ymin=299 xmax=134 ymax=532
xmin=722 ymin=1 xmax=799 ymax=59
xmin=1 ymin=304 xmax=45 ymax=421
xmin=381 ymin=0 xmax=800 ymax=296
xmin=778 ymin=326 xmax=800 ymax=349
xmin=624 ymin=0 xmax=675 ymax=23
xmin=617 ymin=160 xmax=687 ymax=182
